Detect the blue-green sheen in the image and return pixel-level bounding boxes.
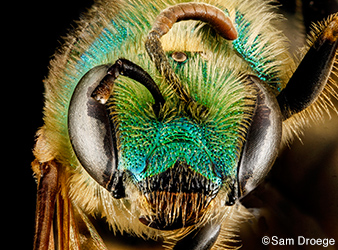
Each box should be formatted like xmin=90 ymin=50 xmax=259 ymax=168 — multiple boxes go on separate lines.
xmin=233 ymin=12 xmax=282 ymax=92
xmin=118 ymin=115 xmax=240 ymax=184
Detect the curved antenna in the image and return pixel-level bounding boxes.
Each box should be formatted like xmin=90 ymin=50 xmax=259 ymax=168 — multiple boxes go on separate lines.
xmin=151 ymin=2 xmax=237 ymax=40
xmin=146 ymin=3 xmax=237 ymax=102
xmin=92 ymin=58 xmax=165 ymax=117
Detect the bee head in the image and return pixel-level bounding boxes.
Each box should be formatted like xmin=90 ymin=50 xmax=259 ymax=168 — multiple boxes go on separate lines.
xmin=68 ymin=2 xmax=282 ymax=231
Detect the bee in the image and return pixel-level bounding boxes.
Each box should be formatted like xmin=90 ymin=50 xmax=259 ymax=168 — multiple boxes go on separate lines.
xmin=32 ymin=0 xmax=338 ymax=249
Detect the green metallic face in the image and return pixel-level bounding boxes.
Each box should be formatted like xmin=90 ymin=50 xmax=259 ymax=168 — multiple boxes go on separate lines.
xmin=111 ymin=49 xmax=253 ymax=187
xmin=119 ymin=115 xmax=237 ymax=185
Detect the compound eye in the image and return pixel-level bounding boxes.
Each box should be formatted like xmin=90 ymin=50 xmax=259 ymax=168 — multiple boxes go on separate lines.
xmin=68 ymin=65 xmax=120 ymax=195
xmin=237 ymin=76 xmax=282 ymax=199
xmin=171 ymin=51 xmax=188 ymax=63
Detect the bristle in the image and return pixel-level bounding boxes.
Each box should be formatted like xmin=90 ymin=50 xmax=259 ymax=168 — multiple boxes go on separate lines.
xmin=212 ymin=204 xmax=254 ymax=249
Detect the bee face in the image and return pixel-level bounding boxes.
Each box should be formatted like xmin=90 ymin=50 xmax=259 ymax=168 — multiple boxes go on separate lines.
xmin=69 ymin=47 xmax=252 ymax=230
xmin=68 ymin=3 xmax=284 ymax=231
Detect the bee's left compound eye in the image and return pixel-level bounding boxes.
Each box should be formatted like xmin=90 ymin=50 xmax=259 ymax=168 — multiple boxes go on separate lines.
xmin=68 ymin=65 xmax=125 ymax=198
xmin=68 ymin=60 xmax=165 ymax=199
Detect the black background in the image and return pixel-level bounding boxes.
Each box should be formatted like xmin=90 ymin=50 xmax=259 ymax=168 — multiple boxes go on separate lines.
xmin=14 ymin=0 xmax=93 ymax=247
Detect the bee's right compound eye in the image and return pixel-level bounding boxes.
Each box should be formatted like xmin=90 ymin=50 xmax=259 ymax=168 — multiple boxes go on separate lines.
xmin=237 ymin=76 xmax=282 ymax=199
xmin=68 ymin=65 xmax=125 ymax=198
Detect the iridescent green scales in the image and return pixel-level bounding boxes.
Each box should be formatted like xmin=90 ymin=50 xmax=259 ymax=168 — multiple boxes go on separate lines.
xmin=233 ymin=12 xmax=283 ymax=91
xmin=116 ymin=114 xmax=243 ymax=183
xmin=111 ymin=48 xmax=252 ymax=184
